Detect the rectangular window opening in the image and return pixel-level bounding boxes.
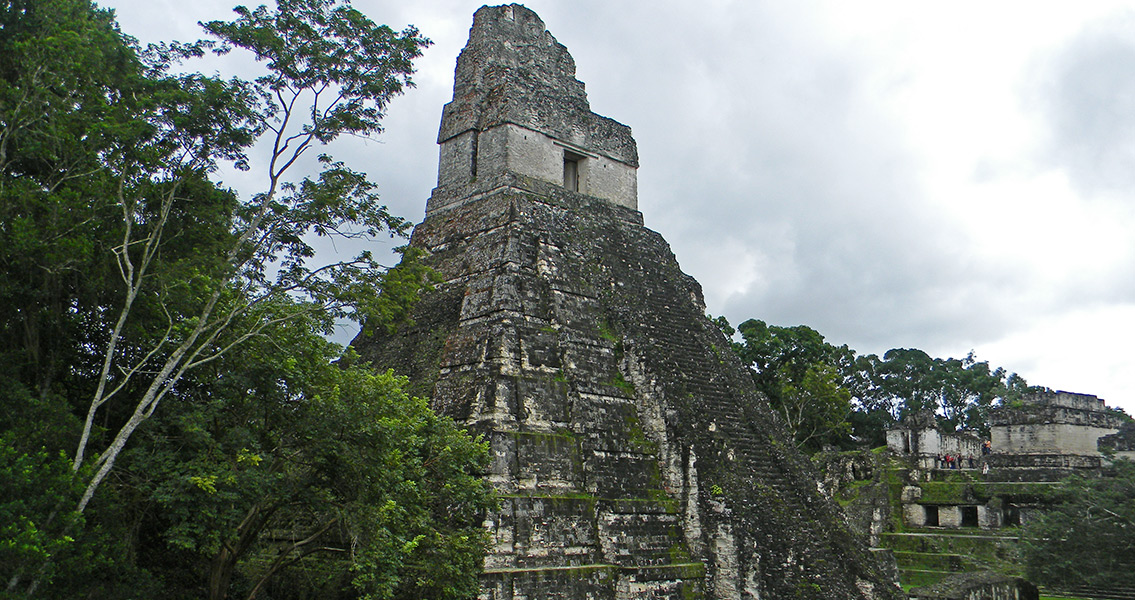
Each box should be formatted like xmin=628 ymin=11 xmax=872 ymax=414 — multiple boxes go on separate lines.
xmin=563 ymin=150 xmax=584 ymax=192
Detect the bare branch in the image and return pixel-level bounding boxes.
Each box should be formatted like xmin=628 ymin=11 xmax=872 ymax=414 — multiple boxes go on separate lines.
xmin=243 ymin=519 xmax=340 ymax=600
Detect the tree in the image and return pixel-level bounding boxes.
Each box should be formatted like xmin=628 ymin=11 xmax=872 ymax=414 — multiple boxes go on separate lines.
xmin=0 ymin=1 xmax=497 ymax=597
xmin=864 ymin=349 xmax=1019 ymax=433
xmin=733 ymin=319 xmax=856 ymax=452
xmin=1020 ymin=460 xmax=1135 ymax=591
xmin=727 ymin=318 xmax=1036 ymax=449
xmin=126 ymin=323 xmax=493 ymax=600
xmin=68 ymin=0 xmax=430 ymax=516
xmin=775 ymin=364 xmax=853 ymax=452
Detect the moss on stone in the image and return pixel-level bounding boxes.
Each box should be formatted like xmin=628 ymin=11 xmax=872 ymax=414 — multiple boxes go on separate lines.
xmin=608 ymin=371 xmax=636 ymax=396
xmin=597 ymin=320 xmax=618 ymax=343
xmin=624 ymin=412 xmax=657 ymax=454
xmin=917 ymin=482 xmax=971 ymax=504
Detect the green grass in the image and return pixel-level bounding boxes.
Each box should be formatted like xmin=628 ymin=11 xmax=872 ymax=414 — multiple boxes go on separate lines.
xmin=597 ymin=320 xmax=618 ymax=342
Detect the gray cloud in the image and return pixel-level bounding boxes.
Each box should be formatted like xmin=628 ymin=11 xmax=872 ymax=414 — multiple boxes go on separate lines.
xmin=1036 ymin=15 xmax=1135 ymax=194
xmin=100 ymin=0 xmax=1135 ymax=407
xmin=544 ymin=4 xmax=1029 ymax=357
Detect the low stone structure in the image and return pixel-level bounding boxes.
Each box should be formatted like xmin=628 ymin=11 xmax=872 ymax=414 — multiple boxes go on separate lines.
xmin=1099 ymin=422 xmax=1135 ymax=461
xmin=908 ymin=571 xmax=1038 ymax=600
xmin=989 ymin=391 xmax=1125 ymax=456
xmin=886 ymin=411 xmax=982 ymax=470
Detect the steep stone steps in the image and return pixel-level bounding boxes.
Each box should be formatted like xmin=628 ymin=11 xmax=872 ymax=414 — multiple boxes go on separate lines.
xmin=882 ymin=530 xmax=1023 ymax=591
xmin=898 ymin=568 xmax=956 ymax=589
xmin=892 ymin=550 xmax=978 ymax=572
xmin=1043 ymin=586 xmax=1135 ymax=600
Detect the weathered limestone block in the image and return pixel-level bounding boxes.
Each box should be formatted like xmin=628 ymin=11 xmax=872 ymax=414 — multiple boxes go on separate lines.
xmin=905 ymin=504 xmax=928 ymax=527
xmin=989 ymin=390 xmax=1124 ymax=456
xmin=429 ymin=4 xmax=637 ymax=213
xmin=902 ymin=486 xmax=923 ymax=503
xmin=977 ymin=504 xmax=1001 ymax=529
xmin=937 ymin=506 xmax=962 ymax=528
xmin=353 ymin=4 xmax=904 ymax=599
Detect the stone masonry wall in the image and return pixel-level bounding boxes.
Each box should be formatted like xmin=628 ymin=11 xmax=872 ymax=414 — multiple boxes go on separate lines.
xmin=429 ymin=5 xmax=638 ymax=214
xmin=992 ymin=423 xmax=1120 ymax=455
xmin=353 ymin=182 xmax=904 ymax=600
xmin=353 ymin=5 xmax=904 ymax=599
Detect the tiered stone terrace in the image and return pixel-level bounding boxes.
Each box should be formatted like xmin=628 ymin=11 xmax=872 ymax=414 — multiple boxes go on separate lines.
xmin=352 ymin=5 xmax=903 ymax=599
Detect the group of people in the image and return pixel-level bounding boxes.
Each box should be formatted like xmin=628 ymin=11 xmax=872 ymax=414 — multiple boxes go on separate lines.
xmin=935 ymin=440 xmax=994 ymax=472
xmin=937 ymin=453 xmax=975 ymax=469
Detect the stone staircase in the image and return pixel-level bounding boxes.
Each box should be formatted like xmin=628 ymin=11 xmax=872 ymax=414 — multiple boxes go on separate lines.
xmin=1043 ymin=587 xmax=1135 ymax=600
xmin=358 ymin=184 xmax=905 ymax=598
xmin=882 ymin=526 xmax=1022 ymax=588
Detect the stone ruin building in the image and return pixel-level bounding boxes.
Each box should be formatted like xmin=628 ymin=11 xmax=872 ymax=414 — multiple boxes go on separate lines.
xmin=886 ymin=410 xmax=982 ymax=471
xmin=822 ymin=390 xmax=1130 ymax=595
xmin=987 ymin=390 xmax=1127 ymax=478
xmin=352 ymin=5 xmax=903 ymax=599
xmin=884 ymin=390 xmax=1127 ymax=531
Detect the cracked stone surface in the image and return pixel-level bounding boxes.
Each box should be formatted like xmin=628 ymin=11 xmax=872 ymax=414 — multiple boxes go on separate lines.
xmin=352 ymin=5 xmax=905 ymax=599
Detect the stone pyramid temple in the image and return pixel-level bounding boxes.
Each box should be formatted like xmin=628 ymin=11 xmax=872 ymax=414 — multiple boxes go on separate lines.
xmin=352 ymin=5 xmax=904 ymax=599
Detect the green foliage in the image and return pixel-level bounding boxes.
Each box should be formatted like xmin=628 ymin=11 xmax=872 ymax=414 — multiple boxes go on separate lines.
xmin=359 ymin=246 xmax=442 ymax=335
xmin=734 ymin=319 xmax=855 ymax=453
xmin=0 ymin=0 xmax=495 ymax=598
xmin=779 ymin=364 xmax=853 ymax=451
xmin=0 ymin=432 xmax=84 ymax=591
xmin=116 ymin=326 xmax=493 ymax=600
xmin=708 ymin=314 xmax=735 ymax=338
xmin=916 ymin=482 xmax=970 ymax=504
xmin=597 ymin=320 xmax=619 ymax=343
xmin=863 ymin=348 xmax=1024 ymax=434
xmin=608 ymin=371 xmax=636 ymax=396
xmin=728 ymin=317 xmax=1036 ymax=449
xmin=1020 ymin=460 xmax=1135 ymax=590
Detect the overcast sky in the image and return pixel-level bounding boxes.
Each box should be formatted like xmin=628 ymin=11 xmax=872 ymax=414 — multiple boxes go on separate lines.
xmin=102 ymin=0 xmax=1135 ymax=414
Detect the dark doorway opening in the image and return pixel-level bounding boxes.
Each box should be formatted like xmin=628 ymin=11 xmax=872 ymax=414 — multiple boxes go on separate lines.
xmin=925 ymin=505 xmax=939 ymax=527
xmin=1003 ymin=505 xmax=1020 ymax=527
xmin=961 ymin=506 xmax=979 ymax=527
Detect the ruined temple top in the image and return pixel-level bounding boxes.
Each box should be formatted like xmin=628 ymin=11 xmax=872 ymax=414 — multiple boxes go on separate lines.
xmin=427 ymin=4 xmax=639 ymax=214
xmin=1020 ymin=390 xmax=1110 ymax=412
